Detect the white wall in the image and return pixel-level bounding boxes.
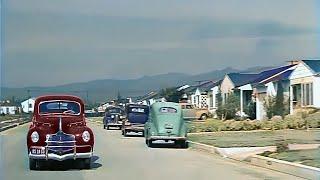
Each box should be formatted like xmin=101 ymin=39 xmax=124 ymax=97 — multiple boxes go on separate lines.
xmin=0 ymin=106 xmax=17 ymax=115
xmin=313 ymin=76 xmax=320 ymax=108
xmin=21 ymin=99 xmax=35 ymax=113
xmin=290 ymin=63 xmax=314 ymax=80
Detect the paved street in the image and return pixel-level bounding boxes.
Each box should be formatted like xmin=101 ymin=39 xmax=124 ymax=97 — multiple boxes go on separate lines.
xmin=0 ymin=121 xmax=303 ymax=180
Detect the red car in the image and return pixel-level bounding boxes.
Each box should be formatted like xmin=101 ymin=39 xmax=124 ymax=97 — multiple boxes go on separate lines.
xmin=27 ymin=95 xmax=94 ymax=170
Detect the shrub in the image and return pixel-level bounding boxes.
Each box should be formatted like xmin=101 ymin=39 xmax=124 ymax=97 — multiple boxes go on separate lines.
xmin=216 ymin=93 xmax=240 ymax=120
xmin=305 ymin=112 xmax=320 ymax=128
xmin=284 ymin=114 xmax=306 ymax=129
xmin=260 ymin=120 xmax=273 ymax=130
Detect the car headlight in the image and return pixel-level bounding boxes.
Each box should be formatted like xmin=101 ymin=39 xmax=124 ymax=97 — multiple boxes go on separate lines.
xmin=82 ymin=131 xmax=90 ymax=142
xmin=31 ymin=131 xmax=39 ymax=143
xmin=111 ymin=115 xmax=115 ymax=118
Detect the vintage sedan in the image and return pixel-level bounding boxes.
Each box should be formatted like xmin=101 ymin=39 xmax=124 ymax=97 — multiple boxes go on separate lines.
xmin=27 ymin=95 xmax=94 ymax=170
xmin=144 ymin=102 xmax=188 ymax=148
xmin=180 ymin=103 xmax=209 ymax=120
xmin=122 ymin=104 xmax=149 ymax=136
xmin=103 ymin=106 xmax=125 ymax=130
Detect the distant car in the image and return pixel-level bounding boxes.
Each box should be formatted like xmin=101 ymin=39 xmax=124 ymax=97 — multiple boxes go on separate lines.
xmin=27 ymin=95 xmax=94 ymax=170
xmin=180 ymin=103 xmax=209 ymax=120
xmin=122 ymin=104 xmax=149 ymax=136
xmin=144 ymin=102 xmax=188 ymax=148
xmin=103 ymin=106 xmax=126 ymax=130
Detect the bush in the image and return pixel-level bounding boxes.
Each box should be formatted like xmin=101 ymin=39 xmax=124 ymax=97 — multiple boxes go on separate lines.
xmin=284 ymin=114 xmax=306 ymax=129
xmin=305 ymin=112 xmax=320 ymax=128
xmin=216 ymin=94 xmax=240 ymax=120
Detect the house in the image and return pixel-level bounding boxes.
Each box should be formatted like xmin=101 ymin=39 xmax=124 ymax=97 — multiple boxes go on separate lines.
xmin=21 ymin=98 xmax=36 ymax=113
xmin=289 ymin=60 xmax=320 ymax=114
xmin=220 ymin=73 xmax=260 ymax=106
xmin=137 ymin=91 xmax=165 ymax=105
xmin=248 ymin=65 xmax=297 ymax=120
xmin=0 ymin=106 xmax=18 ymax=115
xmin=182 ymin=81 xmax=214 ymax=108
xmin=207 ymin=80 xmax=222 ymax=116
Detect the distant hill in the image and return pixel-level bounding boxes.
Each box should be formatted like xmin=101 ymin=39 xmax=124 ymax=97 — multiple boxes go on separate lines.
xmin=1 ymin=66 xmax=273 ymax=103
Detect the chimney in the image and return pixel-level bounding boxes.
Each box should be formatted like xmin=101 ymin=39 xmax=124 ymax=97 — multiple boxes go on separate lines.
xmin=287 ymin=59 xmax=300 ymax=65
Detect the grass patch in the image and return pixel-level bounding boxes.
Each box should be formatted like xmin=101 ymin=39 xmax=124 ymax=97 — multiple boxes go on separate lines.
xmin=264 ymin=149 xmax=320 ymax=168
xmin=188 ymin=130 xmax=320 ymax=148
xmin=0 ymin=114 xmax=28 ymax=122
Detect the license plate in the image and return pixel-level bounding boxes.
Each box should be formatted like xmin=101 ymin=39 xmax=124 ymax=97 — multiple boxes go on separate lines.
xmin=31 ymin=147 xmax=45 ymax=155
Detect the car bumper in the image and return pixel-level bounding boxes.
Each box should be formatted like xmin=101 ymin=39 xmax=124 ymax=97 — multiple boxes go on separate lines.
xmin=29 ymin=146 xmax=93 ymax=161
xmin=106 ymin=123 xmax=122 ymax=126
xmin=29 ymin=152 xmax=93 ymax=161
xmin=147 ymin=136 xmax=186 ymax=141
xmin=124 ymin=125 xmax=145 ymax=132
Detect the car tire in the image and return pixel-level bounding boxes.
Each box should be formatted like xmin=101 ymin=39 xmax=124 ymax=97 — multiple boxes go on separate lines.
xmin=200 ymin=114 xmax=208 ymax=120
xmin=106 ymin=126 xmax=110 ymax=130
xmin=147 ymin=139 xmax=153 ymax=148
xmin=123 ymin=130 xmax=127 ymax=137
xmin=177 ymin=140 xmax=188 ymax=149
xmin=103 ymin=125 xmax=106 ymax=129
xmin=29 ymin=158 xmax=39 ymax=170
xmin=81 ymin=158 xmax=91 ymax=169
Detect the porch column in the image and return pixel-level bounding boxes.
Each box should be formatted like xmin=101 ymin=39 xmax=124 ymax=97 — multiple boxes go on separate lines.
xmin=289 ymin=85 xmax=293 ymax=114
xmin=240 ymin=89 xmax=244 ymax=117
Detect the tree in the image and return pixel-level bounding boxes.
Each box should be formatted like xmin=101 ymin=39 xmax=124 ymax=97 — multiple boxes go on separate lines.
xmin=216 ymin=93 xmax=240 ymax=120
xmin=160 ymin=88 xmax=184 ymax=103
xmin=274 ymin=82 xmax=285 ymax=117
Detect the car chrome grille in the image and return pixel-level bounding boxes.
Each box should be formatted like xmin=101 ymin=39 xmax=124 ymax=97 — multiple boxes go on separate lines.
xmin=46 ymin=131 xmax=76 ymax=155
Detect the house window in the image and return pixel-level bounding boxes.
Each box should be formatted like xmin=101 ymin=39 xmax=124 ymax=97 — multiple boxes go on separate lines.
xmin=302 ymin=83 xmax=313 ymax=106
xmin=209 ymin=94 xmax=213 ymax=107
xmin=29 ymin=103 xmax=32 ymax=108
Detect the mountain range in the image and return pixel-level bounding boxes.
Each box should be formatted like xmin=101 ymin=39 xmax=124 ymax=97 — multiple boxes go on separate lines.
xmin=1 ymin=66 xmax=273 ymax=103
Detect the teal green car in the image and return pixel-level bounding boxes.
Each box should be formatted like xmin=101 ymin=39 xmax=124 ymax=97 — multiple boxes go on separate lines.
xmin=144 ymin=102 xmax=188 ymax=148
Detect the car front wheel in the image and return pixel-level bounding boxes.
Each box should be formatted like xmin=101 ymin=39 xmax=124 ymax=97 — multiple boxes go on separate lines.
xmin=81 ymin=158 xmax=91 ymax=169
xmin=29 ymin=158 xmax=39 ymax=170
xmin=200 ymin=114 xmax=208 ymax=120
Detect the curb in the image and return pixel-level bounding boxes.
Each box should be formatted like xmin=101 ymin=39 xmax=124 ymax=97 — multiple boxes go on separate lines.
xmin=250 ymin=155 xmax=320 ymax=180
xmin=188 ymin=141 xmax=318 ymax=179
xmin=188 ymin=141 xmax=223 ymax=156
xmin=0 ymin=119 xmax=30 ymax=132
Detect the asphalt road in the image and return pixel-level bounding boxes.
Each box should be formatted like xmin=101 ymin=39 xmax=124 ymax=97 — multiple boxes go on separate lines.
xmin=0 ymin=121 xmax=304 ymax=180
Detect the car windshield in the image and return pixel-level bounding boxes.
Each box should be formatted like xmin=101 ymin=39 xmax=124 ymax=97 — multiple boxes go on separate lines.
xmin=39 ymin=101 xmax=81 ymax=115
xmin=159 ymin=107 xmax=177 ymax=113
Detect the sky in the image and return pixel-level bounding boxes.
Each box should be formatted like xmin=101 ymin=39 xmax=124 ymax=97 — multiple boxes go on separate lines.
xmin=1 ymin=0 xmax=319 ymax=87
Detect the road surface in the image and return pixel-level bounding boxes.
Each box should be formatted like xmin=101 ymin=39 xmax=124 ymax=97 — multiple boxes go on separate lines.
xmin=0 ymin=120 xmax=304 ymax=180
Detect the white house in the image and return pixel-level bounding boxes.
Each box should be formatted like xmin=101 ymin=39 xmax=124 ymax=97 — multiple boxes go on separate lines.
xmin=237 ymin=64 xmax=296 ymax=120
xmin=0 ymin=106 xmax=18 ymax=115
xmin=21 ymin=98 xmax=36 ymax=113
xmin=289 ymin=60 xmax=320 ymax=114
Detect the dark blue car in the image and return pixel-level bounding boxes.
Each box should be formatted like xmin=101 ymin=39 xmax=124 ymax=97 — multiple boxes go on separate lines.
xmin=122 ymin=104 xmax=149 ymax=136
xmin=103 ymin=106 xmax=126 ymax=130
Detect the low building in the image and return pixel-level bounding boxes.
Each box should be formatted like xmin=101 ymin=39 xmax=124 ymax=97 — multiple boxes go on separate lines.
xmin=289 ymin=60 xmax=320 ymax=114
xmin=21 ymin=98 xmax=36 ymax=113
xmin=0 ymin=106 xmax=18 ymax=115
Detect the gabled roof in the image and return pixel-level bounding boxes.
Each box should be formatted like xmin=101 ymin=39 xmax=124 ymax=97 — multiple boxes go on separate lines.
xmin=302 ymin=60 xmax=320 ymax=74
xmin=227 ymin=73 xmax=260 ymax=87
xmin=137 ymin=91 xmax=159 ymax=101
xmin=199 ymin=80 xmax=222 ymax=92
xmin=263 ymin=70 xmax=293 ymax=84
xmin=251 ymin=64 xmax=296 ymax=84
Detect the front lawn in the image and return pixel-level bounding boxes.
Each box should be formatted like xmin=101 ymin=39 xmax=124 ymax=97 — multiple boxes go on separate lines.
xmin=264 ymin=149 xmax=320 ymax=168
xmin=188 ymin=130 xmax=320 ymax=148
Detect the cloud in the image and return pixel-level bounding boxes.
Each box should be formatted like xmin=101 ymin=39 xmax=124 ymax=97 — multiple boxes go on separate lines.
xmin=2 ymin=0 xmax=319 ymax=87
